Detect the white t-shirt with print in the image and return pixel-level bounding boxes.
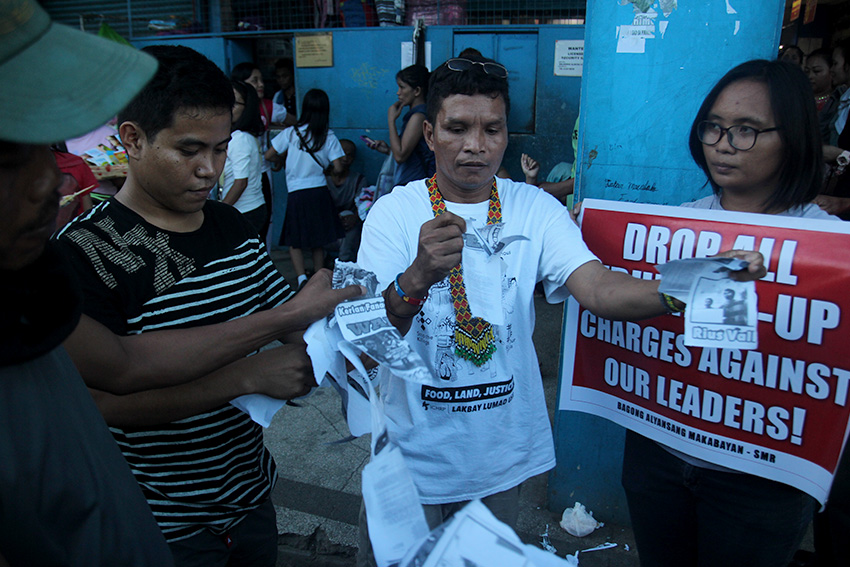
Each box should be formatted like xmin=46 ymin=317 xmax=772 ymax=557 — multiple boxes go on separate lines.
xmin=358 ymin=177 xmax=598 ymax=504
xmin=270 ymin=126 xmax=344 ymax=192
xmin=681 ymin=194 xmax=835 ymax=219
xmin=221 ymin=130 xmax=265 ymax=214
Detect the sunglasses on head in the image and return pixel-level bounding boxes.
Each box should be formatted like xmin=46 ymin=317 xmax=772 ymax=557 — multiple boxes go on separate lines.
xmin=445 ymin=58 xmax=508 ymax=79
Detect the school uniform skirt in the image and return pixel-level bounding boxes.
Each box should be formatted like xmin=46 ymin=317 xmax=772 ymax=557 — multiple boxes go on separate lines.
xmin=280 ymin=186 xmax=344 ymax=248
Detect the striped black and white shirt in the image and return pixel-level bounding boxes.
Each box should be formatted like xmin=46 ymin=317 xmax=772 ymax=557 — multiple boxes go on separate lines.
xmin=55 ymin=199 xmax=294 ymax=542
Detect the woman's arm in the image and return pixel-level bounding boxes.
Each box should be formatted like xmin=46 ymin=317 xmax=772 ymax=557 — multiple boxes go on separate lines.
xmin=222 ymin=178 xmax=247 ymax=205
xmin=388 ymin=103 xmax=425 ymax=164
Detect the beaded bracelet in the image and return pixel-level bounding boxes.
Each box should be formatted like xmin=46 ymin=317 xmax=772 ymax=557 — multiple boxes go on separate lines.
xmin=382 ymin=287 xmax=421 ymax=319
xmin=659 ymin=292 xmax=685 ymax=314
xmin=394 ymin=273 xmax=428 ymax=306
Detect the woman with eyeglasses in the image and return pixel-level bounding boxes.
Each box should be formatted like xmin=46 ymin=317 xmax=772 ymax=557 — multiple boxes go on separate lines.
xmin=622 ymin=59 xmax=836 ymax=567
xmin=366 ymin=64 xmax=436 ymax=187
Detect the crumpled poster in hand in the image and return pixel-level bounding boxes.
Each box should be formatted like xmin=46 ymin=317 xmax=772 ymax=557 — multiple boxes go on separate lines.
xmin=331 ymin=261 xmax=432 ymax=384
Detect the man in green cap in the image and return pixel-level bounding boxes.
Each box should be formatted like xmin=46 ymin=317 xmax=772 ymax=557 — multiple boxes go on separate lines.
xmin=0 ymin=1 xmax=174 ymax=565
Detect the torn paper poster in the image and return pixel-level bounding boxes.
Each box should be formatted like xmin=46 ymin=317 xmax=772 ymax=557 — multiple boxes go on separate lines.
xmin=659 ymin=0 xmax=677 ymax=17
xmin=656 ymin=257 xmax=757 ymax=350
xmin=400 ymin=500 xmax=575 ymax=567
xmin=362 ymin=443 xmax=430 ymax=567
xmin=333 ymin=262 xmax=432 ymax=384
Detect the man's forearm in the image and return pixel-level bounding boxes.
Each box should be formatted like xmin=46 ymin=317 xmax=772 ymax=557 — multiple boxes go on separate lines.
xmin=88 ymin=345 xmax=313 ymax=427
xmin=68 ymin=307 xmax=300 ymax=394
xmin=89 ymin=362 xmax=251 ymax=427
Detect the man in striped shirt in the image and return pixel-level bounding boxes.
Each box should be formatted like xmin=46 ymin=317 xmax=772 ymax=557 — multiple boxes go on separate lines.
xmin=54 ymin=45 xmax=356 ymax=566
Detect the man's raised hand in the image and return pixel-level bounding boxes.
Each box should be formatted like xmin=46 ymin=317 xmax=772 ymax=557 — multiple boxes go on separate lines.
xmin=284 ymin=269 xmax=365 ymax=329
xmin=406 ymin=211 xmax=467 ymax=295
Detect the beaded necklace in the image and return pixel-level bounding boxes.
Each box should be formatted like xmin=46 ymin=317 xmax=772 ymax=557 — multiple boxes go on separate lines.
xmin=426 ymin=174 xmax=500 ymax=366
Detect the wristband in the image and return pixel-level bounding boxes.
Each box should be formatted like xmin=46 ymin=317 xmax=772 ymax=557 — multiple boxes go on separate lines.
xmin=394 ymin=273 xmax=428 ymax=306
xmin=837 ymin=150 xmax=850 ymax=175
xmin=659 ymin=292 xmax=685 ymax=314
xmin=383 ymin=287 xmax=421 ymax=318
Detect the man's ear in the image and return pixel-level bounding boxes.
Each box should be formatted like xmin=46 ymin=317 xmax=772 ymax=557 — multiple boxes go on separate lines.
xmin=118 ymin=122 xmax=145 ymax=160
xmin=423 ymin=120 xmax=435 ymax=151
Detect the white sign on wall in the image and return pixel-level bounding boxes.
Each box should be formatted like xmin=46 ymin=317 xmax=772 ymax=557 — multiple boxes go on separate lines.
xmin=554 ymin=40 xmax=584 ymax=76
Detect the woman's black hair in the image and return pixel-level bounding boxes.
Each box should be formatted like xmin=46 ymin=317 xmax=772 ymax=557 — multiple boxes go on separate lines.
xmin=806 ymin=48 xmax=833 ymax=68
xmin=297 ymin=89 xmax=331 ymax=154
xmin=688 ymin=59 xmax=822 ymax=213
xmin=230 ymin=61 xmax=260 ymax=83
xmin=231 ymin=80 xmax=264 ymax=136
xmin=396 ymin=64 xmax=430 ymax=99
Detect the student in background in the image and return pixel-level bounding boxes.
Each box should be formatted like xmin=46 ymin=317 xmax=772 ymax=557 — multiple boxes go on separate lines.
xmin=326 ymin=139 xmax=367 ymax=262
xmin=266 ymin=89 xmax=345 ymax=289
xmin=271 ymin=57 xmax=297 ymax=127
xmin=231 ymin=61 xmax=273 ymax=128
xmin=365 ymin=64 xmax=435 ymax=187
xmin=221 ymin=80 xmax=267 ymax=234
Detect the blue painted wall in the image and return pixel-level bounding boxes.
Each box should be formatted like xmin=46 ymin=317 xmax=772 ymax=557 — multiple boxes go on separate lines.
xmin=550 ymin=0 xmax=786 ymax=526
xmin=133 ymin=26 xmax=584 ymax=249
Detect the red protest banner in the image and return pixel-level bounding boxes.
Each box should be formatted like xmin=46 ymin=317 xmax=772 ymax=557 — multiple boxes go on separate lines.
xmin=559 ymin=199 xmax=850 ymax=504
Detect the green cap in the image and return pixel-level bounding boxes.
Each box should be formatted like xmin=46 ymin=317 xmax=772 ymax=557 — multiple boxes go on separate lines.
xmin=0 ymin=0 xmax=158 ymax=143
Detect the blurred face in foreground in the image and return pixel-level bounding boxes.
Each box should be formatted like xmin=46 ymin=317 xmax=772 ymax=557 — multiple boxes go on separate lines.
xmin=0 ymin=142 xmax=62 ymax=270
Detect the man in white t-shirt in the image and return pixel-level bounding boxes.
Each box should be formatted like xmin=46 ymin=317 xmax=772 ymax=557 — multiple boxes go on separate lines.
xmin=356 ymin=53 xmax=766 ymax=561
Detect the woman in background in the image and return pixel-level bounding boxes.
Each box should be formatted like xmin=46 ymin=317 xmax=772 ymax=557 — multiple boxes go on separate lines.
xmin=231 ymin=61 xmax=273 ymax=128
xmin=231 ymin=61 xmax=274 ymax=239
xmin=266 ymin=89 xmax=345 ymax=289
xmin=367 ymin=64 xmax=435 ymax=187
xmin=221 ymin=80 xmax=266 ymax=234
xmin=623 ymin=59 xmax=835 ymax=567
xmin=805 ymin=49 xmax=839 ymax=143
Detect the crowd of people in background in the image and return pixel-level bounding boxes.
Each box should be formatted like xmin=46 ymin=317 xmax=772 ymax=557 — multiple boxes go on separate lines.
xmin=780 ymin=41 xmax=850 ymax=219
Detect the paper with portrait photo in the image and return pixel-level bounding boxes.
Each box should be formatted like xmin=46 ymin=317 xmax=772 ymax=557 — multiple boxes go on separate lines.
xmin=656 ymin=257 xmax=757 ymax=349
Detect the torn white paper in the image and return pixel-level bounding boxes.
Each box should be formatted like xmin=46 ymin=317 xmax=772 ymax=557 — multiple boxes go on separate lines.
xmin=657 ymin=257 xmax=757 ymax=349
xmin=400 ymin=500 xmax=574 ymax=567
xmin=461 ymin=223 xmax=504 ymax=326
xmin=333 ymin=262 xmax=432 ymax=384
xmin=230 ymin=393 xmax=286 ymax=428
xmin=362 ymin=444 xmax=430 ymax=567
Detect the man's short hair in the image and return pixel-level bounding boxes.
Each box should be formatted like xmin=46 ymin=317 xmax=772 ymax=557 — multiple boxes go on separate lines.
xmin=426 ymin=53 xmax=510 ymax=124
xmin=117 ymin=45 xmax=234 ymax=141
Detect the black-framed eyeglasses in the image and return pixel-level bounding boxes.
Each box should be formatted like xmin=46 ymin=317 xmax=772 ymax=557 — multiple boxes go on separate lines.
xmin=445 ymin=58 xmax=508 ymax=79
xmin=697 ymin=121 xmax=780 ymax=151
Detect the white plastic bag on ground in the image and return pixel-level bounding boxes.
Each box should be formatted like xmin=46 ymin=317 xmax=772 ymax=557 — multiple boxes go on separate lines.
xmin=559 ymin=502 xmax=602 ymax=537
